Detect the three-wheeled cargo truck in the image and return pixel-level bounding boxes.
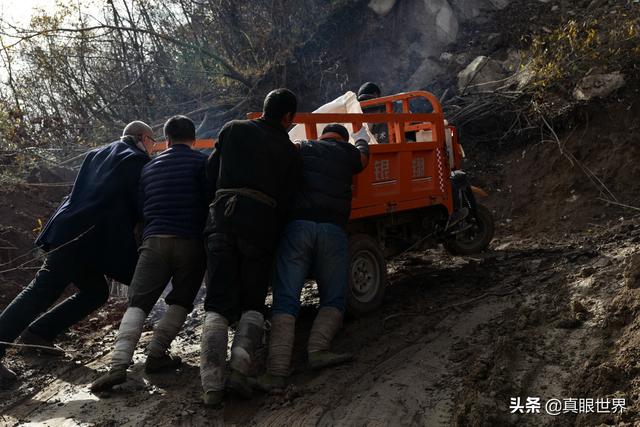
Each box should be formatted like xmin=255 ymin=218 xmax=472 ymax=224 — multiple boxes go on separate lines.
xmin=153 ymin=90 xmax=494 ymax=315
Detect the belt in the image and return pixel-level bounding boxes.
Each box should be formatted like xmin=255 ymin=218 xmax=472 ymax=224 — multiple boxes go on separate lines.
xmin=213 ymin=188 xmax=277 ymax=217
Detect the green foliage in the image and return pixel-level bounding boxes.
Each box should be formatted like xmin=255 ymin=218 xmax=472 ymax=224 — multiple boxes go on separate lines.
xmin=528 ymin=12 xmax=640 ymax=102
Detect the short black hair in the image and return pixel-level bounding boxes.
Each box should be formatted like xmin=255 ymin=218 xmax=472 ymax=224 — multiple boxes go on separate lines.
xmin=321 ymin=123 xmax=349 ymax=142
xmin=263 ymin=88 xmax=297 ymax=121
xmin=357 ymin=82 xmax=381 ymax=101
xmin=164 ymin=115 xmax=195 ymax=142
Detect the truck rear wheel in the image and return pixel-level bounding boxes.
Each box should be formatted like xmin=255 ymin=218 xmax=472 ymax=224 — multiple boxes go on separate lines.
xmin=347 ymin=234 xmax=387 ymax=316
xmin=443 ymin=204 xmax=495 ymax=255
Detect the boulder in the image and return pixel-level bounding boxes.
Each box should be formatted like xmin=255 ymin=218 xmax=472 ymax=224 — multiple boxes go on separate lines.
xmin=407 ymin=58 xmax=445 ymax=89
xmin=457 ymin=56 xmax=507 ymax=93
xmin=624 ymin=252 xmax=640 ymax=289
xmin=488 ymin=0 xmax=511 ymax=8
xmin=450 ymin=0 xmax=512 ymax=20
xmin=434 ymin=1 xmax=459 ymax=43
xmin=573 ymin=72 xmax=625 ymax=101
xmin=368 ymin=0 xmax=397 ymax=16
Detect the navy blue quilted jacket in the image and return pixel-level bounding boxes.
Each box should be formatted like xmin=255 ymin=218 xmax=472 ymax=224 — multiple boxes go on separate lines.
xmin=139 ymin=144 xmax=210 ymax=241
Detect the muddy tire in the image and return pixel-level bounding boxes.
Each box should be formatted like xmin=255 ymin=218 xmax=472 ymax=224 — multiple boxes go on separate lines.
xmin=347 ymin=234 xmax=387 ymax=316
xmin=443 ymin=204 xmax=495 ymax=255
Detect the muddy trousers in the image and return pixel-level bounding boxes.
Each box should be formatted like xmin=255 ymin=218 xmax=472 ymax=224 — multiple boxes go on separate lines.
xmin=0 ymin=243 xmax=109 ymax=359
xmin=200 ymin=232 xmax=271 ymax=392
xmin=110 ymin=237 xmax=206 ymax=369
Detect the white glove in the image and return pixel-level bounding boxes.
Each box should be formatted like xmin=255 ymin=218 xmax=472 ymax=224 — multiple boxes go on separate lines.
xmin=351 ymin=126 xmax=370 ymax=144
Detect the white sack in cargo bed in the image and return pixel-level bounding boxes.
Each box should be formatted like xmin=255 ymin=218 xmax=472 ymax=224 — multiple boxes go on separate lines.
xmin=288 ymin=91 xmax=378 ymax=144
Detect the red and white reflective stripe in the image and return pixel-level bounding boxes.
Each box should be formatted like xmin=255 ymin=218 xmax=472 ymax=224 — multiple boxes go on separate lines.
xmin=436 ymin=148 xmax=446 ymax=194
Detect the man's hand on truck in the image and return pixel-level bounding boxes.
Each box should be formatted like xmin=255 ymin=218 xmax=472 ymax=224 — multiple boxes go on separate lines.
xmin=351 ymin=127 xmax=370 ymax=168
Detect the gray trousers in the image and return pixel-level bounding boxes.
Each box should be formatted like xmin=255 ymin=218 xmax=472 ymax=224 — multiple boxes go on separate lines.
xmin=128 ymin=237 xmax=206 ymax=314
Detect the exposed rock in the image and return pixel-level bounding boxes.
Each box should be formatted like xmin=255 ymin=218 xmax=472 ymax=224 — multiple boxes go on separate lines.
xmin=587 ymin=0 xmax=606 ymax=9
xmin=439 ymin=52 xmax=454 ymax=63
xmin=488 ymin=0 xmax=510 ymax=8
xmin=435 ymin=1 xmax=459 ymax=43
xmin=573 ymin=72 xmax=625 ymax=101
xmin=624 ymin=252 xmax=640 ymax=289
xmin=368 ymin=0 xmax=397 ymax=16
xmin=407 ymin=58 xmax=445 ymax=89
xmin=500 ymin=49 xmax=525 ymax=73
xmin=450 ymin=0 xmax=511 ymax=20
xmin=457 ymin=56 xmax=507 ymax=93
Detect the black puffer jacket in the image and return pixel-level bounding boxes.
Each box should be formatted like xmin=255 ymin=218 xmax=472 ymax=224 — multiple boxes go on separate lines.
xmin=205 ymin=118 xmax=302 ymax=250
xmin=290 ymin=138 xmax=364 ymax=228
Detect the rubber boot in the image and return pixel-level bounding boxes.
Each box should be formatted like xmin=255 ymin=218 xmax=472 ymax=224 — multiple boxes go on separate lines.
xmin=0 ymin=361 xmax=17 ymax=384
xmin=307 ymin=307 xmax=353 ymax=370
xmin=200 ymin=311 xmax=228 ymax=407
xmin=19 ymin=329 xmax=63 ymax=355
xmin=145 ymin=305 xmax=188 ymax=373
xmin=255 ymin=314 xmax=295 ymax=392
xmin=228 ymin=310 xmax=263 ymax=399
xmin=91 ymin=307 xmax=146 ymax=392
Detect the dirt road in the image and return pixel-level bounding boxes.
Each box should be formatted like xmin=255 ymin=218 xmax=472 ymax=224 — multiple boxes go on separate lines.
xmin=2 ymin=213 xmax=638 ymax=426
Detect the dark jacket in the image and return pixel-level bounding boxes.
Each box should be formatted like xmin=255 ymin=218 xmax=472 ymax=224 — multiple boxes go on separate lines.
xmin=205 ymin=118 xmax=302 ymax=250
xmin=139 ymin=144 xmax=210 ymax=241
xmin=290 ymin=138 xmax=365 ymax=228
xmin=36 ymin=137 xmax=150 ymax=284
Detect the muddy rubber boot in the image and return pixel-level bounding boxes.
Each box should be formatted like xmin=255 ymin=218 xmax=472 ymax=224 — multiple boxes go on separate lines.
xmin=203 ymin=390 xmax=225 ymax=409
xmin=308 ymin=350 xmax=353 ymax=370
xmin=307 ymin=307 xmax=353 ymax=370
xmin=0 ymin=361 xmax=17 ymax=384
xmin=145 ymin=305 xmax=189 ymax=373
xmin=18 ymin=330 xmax=63 ymax=356
xmin=200 ymin=311 xmax=229 ymax=403
xmin=228 ymin=310 xmax=264 ymax=399
xmin=145 ymin=354 xmax=182 ymax=374
xmin=90 ymin=367 xmax=127 ymax=392
xmin=255 ymin=313 xmax=295 ymax=393
xmin=91 ymin=307 xmax=146 ymax=392
xmin=227 ymin=369 xmax=252 ymax=399
xmin=255 ymin=372 xmax=287 ymax=393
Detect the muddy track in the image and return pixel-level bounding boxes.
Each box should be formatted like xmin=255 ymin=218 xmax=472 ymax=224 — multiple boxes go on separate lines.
xmin=4 ymin=217 xmax=638 ymax=426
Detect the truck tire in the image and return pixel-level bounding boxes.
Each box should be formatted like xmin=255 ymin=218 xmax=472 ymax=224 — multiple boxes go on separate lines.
xmin=443 ymin=204 xmax=495 ymax=255
xmin=347 ymin=234 xmax=388 ymax=317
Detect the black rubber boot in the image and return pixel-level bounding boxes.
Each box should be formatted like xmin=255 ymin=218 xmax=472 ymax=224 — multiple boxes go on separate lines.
xmin=19 ymin=330 xmax=63 ymax=355
xmin=203 ymin=390 xmax=225 ymax=408
xmin=0 ymin=361 xmax=17 ymax=384
xmin=254 ymin=373 xmax=287 ymax=393
xmin=226 ymin=369 xmax=252 ymax=399
xmin=145 ymin=354 xmax=182 ymax=374
xmin=90 ymin=367 xmax=127 ymax=392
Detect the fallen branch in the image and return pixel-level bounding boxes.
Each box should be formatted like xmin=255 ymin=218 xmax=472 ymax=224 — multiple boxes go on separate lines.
xmin=0 ymin=226 xmax=95 ymax=274
xmin=597 ymin=198 xmax=640 ymax=212
xmin=0 ymin=341 xmax=69 ymax=355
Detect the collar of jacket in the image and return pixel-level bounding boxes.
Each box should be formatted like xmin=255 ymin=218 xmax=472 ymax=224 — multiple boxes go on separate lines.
xmin=120 ymin=135 xmax=149 ymax=157
xmin=256 ymin=117 xmax=288 ymax=134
